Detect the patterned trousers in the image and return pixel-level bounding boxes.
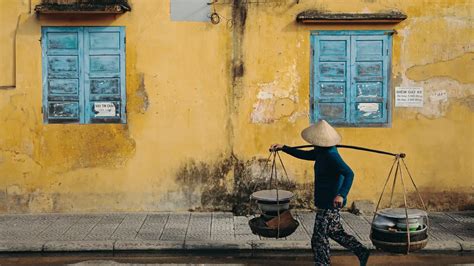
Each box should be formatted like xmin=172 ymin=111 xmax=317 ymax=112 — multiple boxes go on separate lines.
xmin=311 ymin=209 xmax=368 ymax=265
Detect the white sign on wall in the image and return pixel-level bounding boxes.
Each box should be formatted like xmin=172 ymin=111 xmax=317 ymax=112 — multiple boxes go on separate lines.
xmin=395 ymin=87 xmax=424 ymax=107
xmin=170 ymin=0 xmax=210 ymax=22
xmin=94 ymin=102 xmax=116 ymax=117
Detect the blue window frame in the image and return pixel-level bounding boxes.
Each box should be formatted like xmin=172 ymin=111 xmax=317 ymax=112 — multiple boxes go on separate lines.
xmin=42 ymin=26 xmax=126 ymax=124
xmin=310 ymin=30 xmax=393 ymax=127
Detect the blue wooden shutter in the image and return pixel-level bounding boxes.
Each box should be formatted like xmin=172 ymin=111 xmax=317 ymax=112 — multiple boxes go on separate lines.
xmin=42 ymin=27 xmax=84 ymax=123
xmin=350 ymin=34 xmax=390 ymax=124
xmin=84 ymin=27 xmax=126 ymax=124
xmin=312 ymin=35 xmax=351 ymax=124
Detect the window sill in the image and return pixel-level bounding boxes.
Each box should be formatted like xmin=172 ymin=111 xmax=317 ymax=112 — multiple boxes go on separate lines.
xmin=35 ymin=2 xmax=131 ymax=14
xmin=331 ymin=123 xmax=392 ymax=128
xmin=297 ymin=10 xmax=407 ymax=24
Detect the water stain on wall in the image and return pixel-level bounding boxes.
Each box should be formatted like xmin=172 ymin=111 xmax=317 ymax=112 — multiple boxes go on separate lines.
xmin=175 ymin=154 xmax=314 ymax=215
xmin=231 ymin=0 xmax=248 ymax=99
xmin=175 ymin=153 xmax=474 ymax=213
xmin=135 ymin=73 xmax=150 ymax=114
xmin=386 ymin=189 xmax=474 ymax=211
xmin=40 ymin=125 xmax=136 ymax=171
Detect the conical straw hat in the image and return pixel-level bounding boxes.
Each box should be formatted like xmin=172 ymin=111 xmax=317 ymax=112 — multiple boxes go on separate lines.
xmin=301 ymin=120 xmax=341 ymax=147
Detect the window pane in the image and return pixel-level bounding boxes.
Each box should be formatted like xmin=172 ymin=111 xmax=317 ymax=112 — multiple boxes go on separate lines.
xmin=319 ymin=103 xmax=346 ymax=121
xmin=320 ymin=83 xmax=345 ymax=98
xmin=356 ymin=82 xmax=382 ymax=98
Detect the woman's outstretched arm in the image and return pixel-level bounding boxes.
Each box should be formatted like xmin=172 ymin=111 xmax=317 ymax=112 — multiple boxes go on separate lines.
xmin=281 ymin=145 xmax=316 ymax=161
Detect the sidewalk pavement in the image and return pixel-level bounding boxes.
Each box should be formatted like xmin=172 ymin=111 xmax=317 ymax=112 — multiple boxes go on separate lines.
xmin=0 ymin=211 xmax=472 ymax=253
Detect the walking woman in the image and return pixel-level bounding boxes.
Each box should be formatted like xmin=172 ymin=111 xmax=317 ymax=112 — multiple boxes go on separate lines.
xmin=270 ymin=120 xmax=370 ymax=266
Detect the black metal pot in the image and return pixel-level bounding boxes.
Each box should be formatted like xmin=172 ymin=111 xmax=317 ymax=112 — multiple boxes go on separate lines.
xmin=371 ymin=238 xmax=428 ymax=253
xmin=370 ymin=224 xmax=428 ymax=243
xmin=249 ymin=216 xmax=299 ymax=238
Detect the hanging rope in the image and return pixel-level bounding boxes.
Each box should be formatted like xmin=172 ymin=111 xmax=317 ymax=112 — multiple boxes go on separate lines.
xmin=398 ymin=159 xmax=411 ymax=254
xmin=276 ymin=151 xmax=291 ymax=183
xmin=401 ymin=158 xmax=430 ymax=235
xmin=370 ymin=155 xmax=429 ymax=254
xmin=273 ymin=152 xmax=281 ymax=237
xmin=389 ymin=158 xmax=400 ymax=208
xmin=248 ymin=150 xmax=292 ymax=238
xmin=371 ymin=157 xmax=398 ymax=238
xmin=248 ymin=151 xmax=273 ymax=217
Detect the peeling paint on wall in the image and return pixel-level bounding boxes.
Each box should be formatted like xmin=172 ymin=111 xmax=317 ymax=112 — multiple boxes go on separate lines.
xmin=396 ymin=17 xmax=473 ymax=91
xmin=457 ymin=95 xmax=474 ymax=112
xmin=406 ymin=53 xmax=474 ymax=84
xmin=396 ymin=78 xmax=473 ymax=119
xmin=394 ymin=17 xmax=473 ymax=119
xmin=251 ymin=63 xmax=301 ymax=123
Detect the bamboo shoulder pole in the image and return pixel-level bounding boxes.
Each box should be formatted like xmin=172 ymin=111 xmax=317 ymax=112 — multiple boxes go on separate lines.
xmin=273 ymin=144 xmax=405 ymax=158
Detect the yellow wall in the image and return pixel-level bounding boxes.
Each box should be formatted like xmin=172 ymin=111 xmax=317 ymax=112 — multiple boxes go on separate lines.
xmin=0 ymin=0 xmax=29 ymax=87
xmin=0 ymin=0 xmax=472 ymax=213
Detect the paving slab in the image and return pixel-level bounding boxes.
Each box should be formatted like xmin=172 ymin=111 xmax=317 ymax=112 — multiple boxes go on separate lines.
xmin=340 ymin=212 xmax=371 ymax=242
xmin=160 ymin=213 xmax=190 ymax=241
xmin=186 ymin=213 xmax=212 ymax=241
xmin=110 ymin=213 xmax=147 ymax=240
xmin=211 ymin=212 xmax=234 ymax=241
xmin=428 ymin=213 xmax=465 ymax=241
xmin=233 ymin=216 xmax=259 ymax=240
xmin=136 ymin=213 xmax=168 ymax=240
xmin=295 ymin=212 xmax=315 ymax=236
xmin=84 ymin=214 xmax=126 ymax=240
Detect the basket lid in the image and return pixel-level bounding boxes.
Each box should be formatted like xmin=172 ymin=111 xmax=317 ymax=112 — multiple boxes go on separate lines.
xmin=376 ymin=208 xmax=427 ymax=219
xmin=251 ymin=189 xmax=293 ymax=202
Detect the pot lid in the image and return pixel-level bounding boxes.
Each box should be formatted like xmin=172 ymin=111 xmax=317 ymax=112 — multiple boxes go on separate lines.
xmin=377 ymin=208 xmax=427 ymax=219
xmin=373 ymin=216 xmax=396 ymax=227
xmin=251 ymin=189 xmax=293 ymax=202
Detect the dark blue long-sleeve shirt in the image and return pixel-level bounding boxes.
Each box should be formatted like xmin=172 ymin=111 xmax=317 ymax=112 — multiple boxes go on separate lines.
xmin=281 ymin=145 xmax=354 ymax=209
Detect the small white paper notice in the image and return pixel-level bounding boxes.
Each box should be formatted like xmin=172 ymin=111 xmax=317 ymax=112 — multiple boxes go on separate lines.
xmin=395 ymin=87 xmax=424 ymax=107
xmin=358 ymin=103 xmax=380 ymax=117
xmin=358 ymin=103 xmax=379 ymax=112
xmin=94 ymin=102 xmax=116 ymax=117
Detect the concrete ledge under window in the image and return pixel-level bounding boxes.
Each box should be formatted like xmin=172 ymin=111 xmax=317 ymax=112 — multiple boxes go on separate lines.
xmin=297 ymin=10 xmax=407 ymax=24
